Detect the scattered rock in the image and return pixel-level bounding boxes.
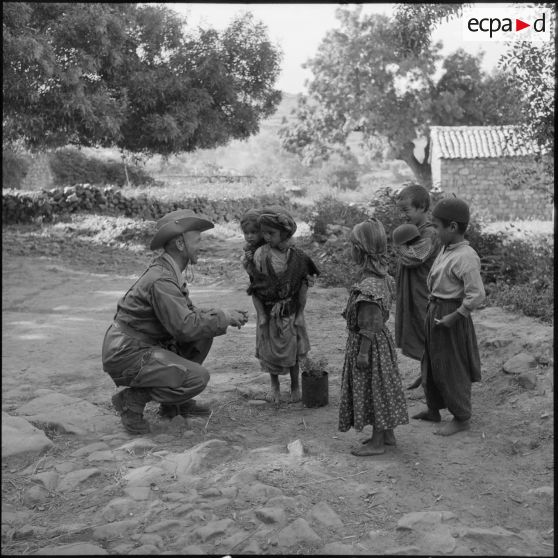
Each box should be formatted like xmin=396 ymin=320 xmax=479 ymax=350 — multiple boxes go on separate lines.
xmin=287 ymin=439 xmax=305 ymax=457
xmin=33 ymin=543 xmax=108 ymax=555
xmin=123 ymin=465 xmax=167 ymax=487
xmin=241 ymin=482 xmax=283 ymax=502
xmin=526 ymin=486 xmax=553 ymax=498
xmin=255 ymin=507 xmax=287 ymax=524
xmin=517 ymin=372 xmax=537 ymax=390
xmin=200 ymin=487 xmax=221 ymax=497
xmin=92 ymin=519 xmax=140 ymax=541
xmin=97 ymin=497 xmax=142 ymax=523
xmin=456 ymin=526 xmax=522 ymax=551
xmin=248 ymin=400 xmax=268 ymax=407
xmin=482 ymin=338 xmax=512 ymax=349
xmin=268 ymin=495 xmax=303 ymax=510
xmin=160 ymin=439 xmax=238 ymax=481
xmin=58 ymin=468 xmax=101 ymax=492
xmin=1 ymin=413 xmax=54 ymax=464
xmin=276 ymin=518 xmax=321 ymax=547
xmin=137 ymin=534 xmax=163 ymax=548
xmin=124 ymin=486 xmax=152 ymax=501
xmin=144 ymin=520 xmax=183 ymax=534
xmin=180 ymin=545 xmax=206 ymax=555
xmin=503 ymin=353 xmax=537 ymax=375
xmin=30 ymin=471 xmax=59 ymax=492
xmin=110 ymin=544 xmax=135 ymax=555
xmin=242 ymin=540 xmax=262 ymax=554
xmin=15 ymin=392 xmax=117 ymax=435
xmin=397 ymin=510 xmax=456 ymax=530
xmin=219 ymin=530 xmax=251 ymax=548
xmin=70 ymin=442 xmax=110 ymax=457
xmin=192 ymin=518 xmax=234 ymax=542
xmin=87 ymin=450 xmax=118 ymax=462
xmin=422 ymin=525 xmax=457 ymax=553
xmin=173 ymin=504 xmax=195 ymax=516
xmin=23 ymin=485 xmax=49 ymax=506
xmin=310 ymin=501 xmax=343 ymax=528
xmin=322 ymin=542 xmax=358 ymax=555
xmin=199 ymin=498 xmax=229 ymax=509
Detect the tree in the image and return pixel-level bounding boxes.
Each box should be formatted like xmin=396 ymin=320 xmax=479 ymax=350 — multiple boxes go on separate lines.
xmin=279 ymin=7 xmax=525 ymax=186
xmin=395 ymin=2 xmax=554 ymax=198
xmin=3 ymin=3 xmax=282 ymax=156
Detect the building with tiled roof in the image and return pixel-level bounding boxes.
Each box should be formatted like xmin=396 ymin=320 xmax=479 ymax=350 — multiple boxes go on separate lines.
xmin=428 ymin=125 xmax=551 ymax=221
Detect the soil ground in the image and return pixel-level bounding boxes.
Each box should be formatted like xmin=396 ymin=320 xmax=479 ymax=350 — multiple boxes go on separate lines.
xmin=1 ymin=221 xmax=554 ymax=556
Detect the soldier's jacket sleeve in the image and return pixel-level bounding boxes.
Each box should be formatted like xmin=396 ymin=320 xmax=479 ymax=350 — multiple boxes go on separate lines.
xmin=150 ymin=278 xmax=229 ymax=343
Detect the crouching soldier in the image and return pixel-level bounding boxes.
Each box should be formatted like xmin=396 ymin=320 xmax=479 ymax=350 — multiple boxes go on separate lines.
xmin=102 ymin=209 xmax=249 ymax=434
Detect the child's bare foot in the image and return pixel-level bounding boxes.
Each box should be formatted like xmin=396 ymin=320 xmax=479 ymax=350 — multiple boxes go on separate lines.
xmin=265 ymin=387 xmax=280 ymax=404
xmin=353 ymin=430 xmax=385 ymax=456
xmin=434 ymin=418 xmax=470 ymax=436
xmin=362 ymin=429 xmax=395 ymax=446
xmin=289 ymin=387 xmax=301 ymax=403
xmin=384 ymin=429 xmax=396 ymax=445
xmin=412 ymin=408 xmax=441 ymax=422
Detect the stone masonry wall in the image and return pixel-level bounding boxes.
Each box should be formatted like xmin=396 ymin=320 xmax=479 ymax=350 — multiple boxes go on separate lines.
xmin=440 ymin=157 xmax=553 ymax=221
xmin=2 ymin=184 xmax=299 ymax=226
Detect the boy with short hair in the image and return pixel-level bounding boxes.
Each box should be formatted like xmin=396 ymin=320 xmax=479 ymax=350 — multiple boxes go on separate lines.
xmin=412 ymin=197 xmax=485 ymax=436
xmin=394 ymin=183 xmax=441 ymax=389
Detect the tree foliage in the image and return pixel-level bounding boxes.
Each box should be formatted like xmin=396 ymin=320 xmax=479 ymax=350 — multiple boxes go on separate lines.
xmin=279 ymin=6 xmax=524 ymax=185
xmin=3 ymin=2 xmax=282 ymax=156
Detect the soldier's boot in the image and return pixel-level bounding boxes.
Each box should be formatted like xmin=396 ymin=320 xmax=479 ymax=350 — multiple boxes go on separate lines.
xmin=159 ymin=399 xmax=212 ymax=419
xmin=111 ymin=388 xmax=151 ymax=435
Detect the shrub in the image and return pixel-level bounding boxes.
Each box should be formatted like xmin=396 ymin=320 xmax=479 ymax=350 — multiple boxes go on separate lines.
xmin=310 ymin=195 xmax=370 ymax=237
xmin=49 ymin=148 xmax=155 ymax=187
xmin=325 ymin=163 xmax=360 ymax=191
xmin=2 ymin=150 xmax=32 ymax=189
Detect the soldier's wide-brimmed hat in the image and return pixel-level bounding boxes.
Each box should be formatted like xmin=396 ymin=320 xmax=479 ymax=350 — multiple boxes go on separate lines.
xmin=150 ymin=209 xmax=214 ymax=250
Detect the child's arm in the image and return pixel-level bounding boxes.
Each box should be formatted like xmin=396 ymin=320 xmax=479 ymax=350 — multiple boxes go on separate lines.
xmin=435 ymin=252 xmax=486 ymax=328
xmin=394 ymin=236 xmax=438 ymax=268
xmin=294 ymin=281 xmax=308 ymax=326
xmin=355 ymin=301 xmax=383 ymax=367
xmin=252 ymin=294 xmax=267 ymax=325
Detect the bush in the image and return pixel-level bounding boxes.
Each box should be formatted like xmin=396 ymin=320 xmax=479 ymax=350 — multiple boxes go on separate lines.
xmin=488 ymin=279 xmax=553 ymax=323
xmin=325 ymin=163 xmax=360 ymax=191
xmin=49 ymin=148 xmax=155 ymax=187
xmin=310 ymin=195 xmax=371 ymax=237
xmin=2 ymin=150 xmax=32 ymax=189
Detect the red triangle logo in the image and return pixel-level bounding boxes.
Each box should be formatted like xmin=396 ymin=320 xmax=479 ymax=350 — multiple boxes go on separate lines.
xmin=516 ymin=19 xmax=530 ymax=31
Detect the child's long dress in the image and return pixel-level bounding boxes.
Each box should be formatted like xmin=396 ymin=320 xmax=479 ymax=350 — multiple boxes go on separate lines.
xmin=339 ymin=275 xmax=409 ymax=432
xmin=250 ymin=243 xmax=319 ymax=375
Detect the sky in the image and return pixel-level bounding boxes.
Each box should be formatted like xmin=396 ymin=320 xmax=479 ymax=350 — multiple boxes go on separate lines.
xmin=166 ymin=3 xmax=510 ymax=94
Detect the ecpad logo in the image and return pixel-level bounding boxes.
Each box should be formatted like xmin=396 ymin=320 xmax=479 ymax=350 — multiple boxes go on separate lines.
xmin=462 ymin=7 xmax=552 ymax=42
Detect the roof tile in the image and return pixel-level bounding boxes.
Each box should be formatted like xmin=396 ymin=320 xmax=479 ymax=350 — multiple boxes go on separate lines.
xmin=430 ymin=126 xmax=537 ymax=159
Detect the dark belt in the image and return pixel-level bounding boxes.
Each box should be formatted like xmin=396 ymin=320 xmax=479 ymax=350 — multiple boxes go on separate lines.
xmin=428 ymin=295 xmax=463 ymax=304
xmin=113 ymin=319 xmax=156 ymax=345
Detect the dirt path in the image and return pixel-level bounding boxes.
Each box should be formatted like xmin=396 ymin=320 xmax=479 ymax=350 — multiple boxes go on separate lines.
xmin=2 ymin=229 xmax=554 ymax=555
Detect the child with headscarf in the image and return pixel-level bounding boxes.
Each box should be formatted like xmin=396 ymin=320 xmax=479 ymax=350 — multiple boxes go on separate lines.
xmin=339 ymin=218 xmax=409 ymax=456
xmin=249 ymin=207 xmax=320 ymax=404
xmin=240 ymin=208 xmax=267 ymax=324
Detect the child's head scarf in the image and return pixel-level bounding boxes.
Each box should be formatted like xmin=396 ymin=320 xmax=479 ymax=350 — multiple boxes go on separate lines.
xmin=240 ymin=208 xmax=262 ymax=230
xmin=258 ymin=207 xmax=297 ymax=239
xmin=349 ymin=218 xmax=388 ymax=277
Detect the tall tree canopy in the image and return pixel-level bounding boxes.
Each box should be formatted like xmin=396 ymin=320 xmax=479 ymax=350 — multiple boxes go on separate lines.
xmin=3 ymin=2 xmax=282 ymax=156
xmin=279 ymin=7 xmax=525 ymax=185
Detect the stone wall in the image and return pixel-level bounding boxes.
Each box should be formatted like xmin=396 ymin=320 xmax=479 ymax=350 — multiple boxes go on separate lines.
xmin=439 ymin=157 xmax=553 ymax=221
xmin=2 ymin=184 xmax=299 ymax=225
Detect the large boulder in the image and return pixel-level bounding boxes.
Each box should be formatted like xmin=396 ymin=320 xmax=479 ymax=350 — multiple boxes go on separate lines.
xmin=2 ymin=413 xmax=53 ymax=465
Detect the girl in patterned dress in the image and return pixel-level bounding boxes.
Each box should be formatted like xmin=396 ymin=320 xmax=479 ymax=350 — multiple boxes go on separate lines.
xmin=249 ymin=207 xmax=320 ymax=404
xmin=339 ymin=218 xmax=409 ymax=456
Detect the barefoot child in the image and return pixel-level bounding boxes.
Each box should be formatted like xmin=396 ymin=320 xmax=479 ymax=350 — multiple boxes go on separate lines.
xmin=240 ymin=208 xmax=266 ymax=322
xmin=249 ymin=207 xmax=319 ymax=404
xmin=394 ymin=183 xmax=441 ymax=389
xmin=412 ymin=197 xmax=485 ymax=436
xmin=339 ymin=219 xmax=408 ymax=456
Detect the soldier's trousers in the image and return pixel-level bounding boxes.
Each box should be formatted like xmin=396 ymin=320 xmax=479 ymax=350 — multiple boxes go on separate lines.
xmin=102 ymin=322 xmax=212 ymax=404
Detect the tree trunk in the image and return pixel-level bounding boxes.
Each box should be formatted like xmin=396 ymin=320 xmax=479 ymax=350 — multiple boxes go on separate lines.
xmin=395 ymin=140 xmax=432 ymax=187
